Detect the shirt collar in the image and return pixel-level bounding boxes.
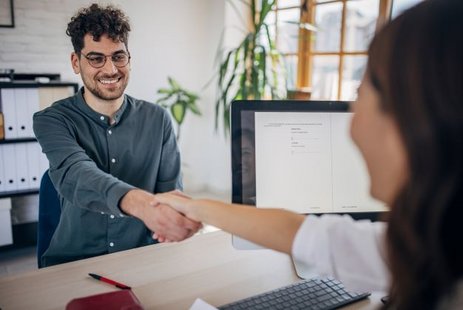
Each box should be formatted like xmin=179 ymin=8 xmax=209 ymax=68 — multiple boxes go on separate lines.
xmin=76 ymin=87 xmax=128 ymax=126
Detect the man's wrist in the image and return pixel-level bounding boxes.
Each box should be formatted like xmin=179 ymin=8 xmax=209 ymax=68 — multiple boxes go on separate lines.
xmin=120 ymin=189 xmax=145 ymax=219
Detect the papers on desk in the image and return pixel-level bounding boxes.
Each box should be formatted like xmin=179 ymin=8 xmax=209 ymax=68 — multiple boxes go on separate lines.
xmin=190 ymin=298 xmax=218 ymax=310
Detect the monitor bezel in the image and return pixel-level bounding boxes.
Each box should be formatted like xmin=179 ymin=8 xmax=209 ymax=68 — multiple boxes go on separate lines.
xmin=231 ymin=99 xmax=387 ymax=222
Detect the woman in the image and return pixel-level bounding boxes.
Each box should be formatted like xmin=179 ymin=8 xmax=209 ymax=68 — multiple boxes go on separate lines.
xmin=155 ymin=1 xmax=463 ymax=308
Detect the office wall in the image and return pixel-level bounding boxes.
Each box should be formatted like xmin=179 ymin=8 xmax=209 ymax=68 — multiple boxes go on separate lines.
xmin=0 ymin=0 xmax=239 ymax=195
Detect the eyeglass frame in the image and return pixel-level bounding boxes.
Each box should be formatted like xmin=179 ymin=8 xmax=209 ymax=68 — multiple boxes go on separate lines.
xmin=79 ymin=50 xmax=131 ymax=68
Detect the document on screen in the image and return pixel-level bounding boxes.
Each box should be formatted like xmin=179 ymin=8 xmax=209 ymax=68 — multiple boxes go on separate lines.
xmin=254 ymin=112 xmax=386 ymax=214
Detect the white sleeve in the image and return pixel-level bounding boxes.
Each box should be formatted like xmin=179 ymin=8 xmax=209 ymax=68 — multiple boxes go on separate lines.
xmin=292 ymin=214 xmax=390 ymax=292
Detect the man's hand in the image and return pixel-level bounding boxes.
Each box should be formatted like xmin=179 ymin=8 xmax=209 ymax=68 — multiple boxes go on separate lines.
xmin=154 ymin=192 xmax=199 ymax=221
xmin=120 ymin=189 xmax=201 ymax=242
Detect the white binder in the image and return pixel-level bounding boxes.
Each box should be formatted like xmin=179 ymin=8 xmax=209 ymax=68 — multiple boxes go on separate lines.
xmin=15 ymin=143 xmax=29 ymax=190
xmin=1 ymin=88 xmax=18 ymax=139
xmin=0 ymin=198 xmax=13 ymax=246
xmin=0 ymin=148 xmax=5 ymax=192
xmin=26 ymin=142 xmax=41 ymax=189
xmin=26 ymin=88 xmax=40 ymax=137
xmin=1 ymin=144 xmax=17 ymax=191
xmin=14 ymin=88 xmax=29 ymax=138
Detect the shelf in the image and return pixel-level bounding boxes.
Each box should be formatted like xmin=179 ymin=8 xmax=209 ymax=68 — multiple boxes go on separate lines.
xmin=0 ymin=73 xmax=61 ymax=81
xmin=0 ymin=138 xmax=37 ymax=144
xmin=0 ymin=81 xmax=78 ymax=93
xmin=0 ymin=189 xmax=39 ymax=199
xmin=0 ymin=79 xmax=79 ymax=249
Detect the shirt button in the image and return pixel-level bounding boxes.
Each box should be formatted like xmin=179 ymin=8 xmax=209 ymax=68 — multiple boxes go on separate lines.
xmin=100 ymin=116 xmax=105 ymax=121
xmin=111 ymin=158 xmax=116 ymax=163
xmin=108 ymin=130 xmax=112 ymax=135
xmin=110 ymin=214 xmax=115 ymax=219
xmin=109 ymin=242 xmax=114 ymax=247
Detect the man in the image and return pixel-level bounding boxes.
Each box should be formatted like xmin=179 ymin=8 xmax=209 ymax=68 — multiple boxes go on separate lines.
xmin=33 ymin=4 xmax=201 ymax=267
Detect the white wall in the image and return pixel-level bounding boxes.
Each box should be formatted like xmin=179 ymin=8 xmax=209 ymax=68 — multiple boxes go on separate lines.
xmin=0 ymin=0 xmax=240 ymax=196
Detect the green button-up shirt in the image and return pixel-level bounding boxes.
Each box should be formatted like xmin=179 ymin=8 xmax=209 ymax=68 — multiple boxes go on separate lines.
xmin=33 ymin=88 xmax=182 ymax=267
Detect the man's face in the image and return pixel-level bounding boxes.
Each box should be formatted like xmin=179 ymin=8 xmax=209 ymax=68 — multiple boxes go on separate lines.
xmin=71 ymin=34 xmax=130 ymax=102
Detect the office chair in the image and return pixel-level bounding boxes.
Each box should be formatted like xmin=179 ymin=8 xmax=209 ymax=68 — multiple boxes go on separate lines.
xmin=37 ymin=170 xmax=61 ymax=268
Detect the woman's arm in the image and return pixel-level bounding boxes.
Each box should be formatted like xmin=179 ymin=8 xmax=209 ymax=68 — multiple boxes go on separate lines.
xmin=155 ymin=193 xmax=390 ymax=292
xmin=155 ymin=193 xmax=305 ymax=254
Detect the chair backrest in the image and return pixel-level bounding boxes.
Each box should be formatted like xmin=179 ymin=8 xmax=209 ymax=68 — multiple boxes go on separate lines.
xmin=37 ymin=170 xmax=61 ymax=268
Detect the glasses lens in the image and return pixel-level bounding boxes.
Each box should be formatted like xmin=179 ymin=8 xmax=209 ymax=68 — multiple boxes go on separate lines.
xmin=112 ymin=53 xmax=129 ymax=67
xmin=87 ymin=55 xmax=106 ymax=68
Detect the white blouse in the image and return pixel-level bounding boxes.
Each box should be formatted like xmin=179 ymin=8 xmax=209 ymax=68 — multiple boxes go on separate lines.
xmin=292 ymin=214 xmax=390 ymax=293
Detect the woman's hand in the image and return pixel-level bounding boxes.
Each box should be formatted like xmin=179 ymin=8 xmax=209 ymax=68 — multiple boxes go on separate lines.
xmin=154 ymin=192 xmax=200 ymax=221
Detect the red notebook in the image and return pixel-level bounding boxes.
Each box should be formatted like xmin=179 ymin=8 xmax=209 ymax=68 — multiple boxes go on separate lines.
xmin=66 ymin=289 xmax=144 ymax=310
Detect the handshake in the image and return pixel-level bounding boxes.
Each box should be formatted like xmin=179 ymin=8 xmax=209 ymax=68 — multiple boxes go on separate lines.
xmin=120 ymin=189 xmax=203 ymax=243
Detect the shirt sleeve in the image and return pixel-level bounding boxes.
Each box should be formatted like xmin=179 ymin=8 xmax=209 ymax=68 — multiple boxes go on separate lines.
xmin=154 ymin=110 xmax=183 ymax=193
xmin=33 ymin=109 xmax=134 ymax=216
xmin=292 ymin=214 xmax=390 ymax=293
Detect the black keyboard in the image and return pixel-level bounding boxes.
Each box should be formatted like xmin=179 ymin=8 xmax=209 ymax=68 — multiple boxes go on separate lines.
xmin=218 ymin=277 xmax=370 ymax=310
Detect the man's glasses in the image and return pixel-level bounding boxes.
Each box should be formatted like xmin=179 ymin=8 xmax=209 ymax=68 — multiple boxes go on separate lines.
xmin=80 ymin=51 xmax=131 ymax=68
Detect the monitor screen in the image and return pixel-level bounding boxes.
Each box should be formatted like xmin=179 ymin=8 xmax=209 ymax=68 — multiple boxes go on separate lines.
xmin=231 ymin=100 xmax=387 ymax=221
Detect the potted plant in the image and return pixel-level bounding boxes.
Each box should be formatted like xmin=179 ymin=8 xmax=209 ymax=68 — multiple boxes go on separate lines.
xmin=156 ymin=77 xmax=201 ymax=141
xmin=215 ymin=0 xmax=287 ymax=135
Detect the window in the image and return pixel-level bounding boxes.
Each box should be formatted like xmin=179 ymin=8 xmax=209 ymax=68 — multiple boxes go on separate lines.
xmin=299 ymin=0 xmax=381 ymax=100
xmin=264 ymin=1 xmax=302 ymax=91
xmin=267 ymin=0 xmax=422 ymax=100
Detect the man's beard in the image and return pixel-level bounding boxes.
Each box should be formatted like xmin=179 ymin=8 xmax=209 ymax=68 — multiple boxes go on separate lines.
xmin=83 ymin=74 xmax=129 ymax=101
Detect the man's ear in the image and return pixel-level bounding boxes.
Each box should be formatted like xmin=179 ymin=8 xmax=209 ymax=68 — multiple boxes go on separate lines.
xmin=71 ymin=52 xmax=80 ymax=74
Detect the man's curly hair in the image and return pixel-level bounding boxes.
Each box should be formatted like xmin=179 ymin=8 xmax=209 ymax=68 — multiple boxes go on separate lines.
xmin=66 ymin=3 xmax=131 ymax=54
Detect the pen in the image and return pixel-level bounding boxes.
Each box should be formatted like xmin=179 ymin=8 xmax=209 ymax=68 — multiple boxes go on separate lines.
xmin=88 ymin=273 xmax=131 ymax=290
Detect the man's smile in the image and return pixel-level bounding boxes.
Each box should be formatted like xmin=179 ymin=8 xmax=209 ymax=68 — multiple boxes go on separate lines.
xmin=98 ymin=77 xmax=121 ymax=85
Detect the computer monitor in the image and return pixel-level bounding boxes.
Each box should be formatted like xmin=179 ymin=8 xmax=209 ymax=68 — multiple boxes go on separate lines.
xmin=231 ymin=100 xmax=387 ymax=252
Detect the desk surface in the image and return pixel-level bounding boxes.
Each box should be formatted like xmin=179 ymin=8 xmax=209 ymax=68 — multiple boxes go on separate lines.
xmin=0 ymin=231 xmax=382 ymax=309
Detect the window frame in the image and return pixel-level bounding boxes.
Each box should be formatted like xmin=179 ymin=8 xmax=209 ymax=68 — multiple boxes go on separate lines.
xmin=272 ymin=0 xmax=393 ymax=99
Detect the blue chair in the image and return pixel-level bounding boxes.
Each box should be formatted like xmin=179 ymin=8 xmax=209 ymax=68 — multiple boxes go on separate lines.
xmin=37 ymin=170 xmax=61 ymax=268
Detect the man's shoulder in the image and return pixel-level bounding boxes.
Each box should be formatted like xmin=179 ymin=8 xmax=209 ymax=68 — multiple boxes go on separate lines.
xmin=125 ymin=94 xmax=169 ymax=121
xmin=126 ymin=94 xmax=167 ymax=114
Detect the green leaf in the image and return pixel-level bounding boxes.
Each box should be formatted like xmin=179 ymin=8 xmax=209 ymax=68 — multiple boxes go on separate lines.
xmin=263 ymin=23 xmax=276 ymax=50
xmin=171 ymin=102 xmax=186 ymax=125
xmin=186 ymin=91 xmax=199 ymax=101
xmin=223 ymin=101 xmax=231 ymax=135
xmin=157 ymin=88 xmax=173 ymax=94
xmin=188 ymin=101 xmax=201 ymax=115
xmin=155 ymin=93 xmax=175 ymax=104
xmin=218 ymin=73 xmax=236 ymax=133
xmin=258 ymin=0 xmax=275 ymax=29
xmin=214 ymin=97 xmax=221 ymax=130
xmin=219 ymin=50 xmax=235 ymax=87
xmin=258 ymin=47 xmax=267 ymax=96
xmin=168 ymin=77 xmax=181 ymax=91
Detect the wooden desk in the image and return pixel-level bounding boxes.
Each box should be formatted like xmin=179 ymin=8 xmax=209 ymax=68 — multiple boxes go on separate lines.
xmin=0 ymin=231 xmax=382 ymax=309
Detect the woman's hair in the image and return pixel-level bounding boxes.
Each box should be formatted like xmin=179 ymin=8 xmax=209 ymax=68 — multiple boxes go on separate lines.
xmin=66 ymin=3 xmax=131 ymax=54
xmin=367 ymin=0 xmax=463 ymax=308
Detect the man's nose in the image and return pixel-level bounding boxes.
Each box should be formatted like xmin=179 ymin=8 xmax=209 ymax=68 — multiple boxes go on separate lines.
xmin=101 ymin=56 xmax=118 ymax=74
